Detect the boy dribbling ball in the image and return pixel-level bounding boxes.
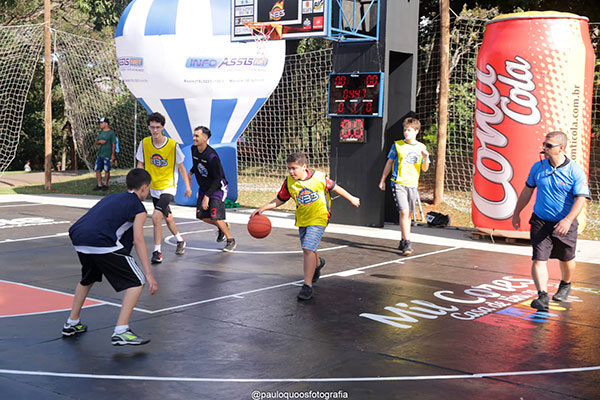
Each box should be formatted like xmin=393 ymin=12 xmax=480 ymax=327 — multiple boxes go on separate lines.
xmin=252 ymin=152 xmax=360 ymax=300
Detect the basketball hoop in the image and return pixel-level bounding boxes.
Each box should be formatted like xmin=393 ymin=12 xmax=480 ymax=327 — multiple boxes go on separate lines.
xmin=244 ymin=22 xmax=282 ymax=58
xmin=244 ymin=22 xmax=283 ymax=41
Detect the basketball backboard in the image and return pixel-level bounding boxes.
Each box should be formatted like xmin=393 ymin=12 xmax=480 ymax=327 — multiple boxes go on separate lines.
xmin=231 ymin=0 xmax=328 ymax=41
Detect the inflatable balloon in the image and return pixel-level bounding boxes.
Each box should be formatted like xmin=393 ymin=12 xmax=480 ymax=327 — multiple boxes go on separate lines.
xmin=472 ymin=12 xmax=594 ymax=237
xmin=115 ymin=0 xmax=286 ymax=205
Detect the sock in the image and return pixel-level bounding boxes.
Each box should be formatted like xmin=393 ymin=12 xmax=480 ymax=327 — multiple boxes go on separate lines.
xmin=154 ymin=244 xmax=161 ymax=252
xmin=114 ymin=325 xmax=129 ymax=334
xmin=175 ymin=233 xmax=183 ymax=242
xmin=67 ymin=318 xmax=80 ymax=326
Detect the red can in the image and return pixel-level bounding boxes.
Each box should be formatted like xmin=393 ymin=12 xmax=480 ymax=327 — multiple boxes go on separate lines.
xmin=472 ymin=11 xmax=595 ymax=237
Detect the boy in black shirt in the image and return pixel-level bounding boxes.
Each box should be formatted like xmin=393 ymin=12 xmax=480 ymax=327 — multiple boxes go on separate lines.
xmin=188 ymin=126 xmax=236 ymax=252
xmin=64 ymin=168 xmax=157 ymax=345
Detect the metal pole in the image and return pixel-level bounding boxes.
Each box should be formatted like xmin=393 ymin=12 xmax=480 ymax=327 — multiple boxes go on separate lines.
xmin=434 ymin=0 xmax=450 ymax=205
xmin=133 ymin=99 xmax=137 ymax=168
xmin=44 ymin=0 xmax=52 ymax=190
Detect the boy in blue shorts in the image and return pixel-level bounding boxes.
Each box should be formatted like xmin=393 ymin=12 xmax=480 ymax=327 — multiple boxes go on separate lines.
xmin=63 ymin=168 xmax=158 ymax=345
xmin=252 ymin=152 xmax=360 ymax=300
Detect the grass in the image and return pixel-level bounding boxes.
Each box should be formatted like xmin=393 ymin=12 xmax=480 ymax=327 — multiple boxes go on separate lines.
xmin=2 ymin=171 xmax=597 ymax=240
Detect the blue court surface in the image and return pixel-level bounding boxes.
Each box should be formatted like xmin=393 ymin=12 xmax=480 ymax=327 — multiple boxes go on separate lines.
xmin=1 ymin=194 xmax=599 ymax=399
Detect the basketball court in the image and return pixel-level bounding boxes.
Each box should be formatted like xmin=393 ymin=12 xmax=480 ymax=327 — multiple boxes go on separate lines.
xmin=1 ymin=194 xmax=599 ymax=399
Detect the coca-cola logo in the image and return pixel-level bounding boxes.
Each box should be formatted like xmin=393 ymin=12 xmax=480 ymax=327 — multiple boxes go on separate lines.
xmin=473 ymin=56 xmax=540 ymax=220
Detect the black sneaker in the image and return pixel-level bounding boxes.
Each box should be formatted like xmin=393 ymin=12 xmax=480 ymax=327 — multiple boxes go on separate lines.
xmin=297 ymin=284 xmax=313 ymax=300
xmin=216 ymin=222 xmax=230 ymax=243
xmin=397 ymin=239 xmax=406 ymax=251
xmin=403 ymin=240 xmax=414 ymax=256
xmin=223 ymin=238 xmax=236 ymax=252
xmin=62 ymin=322 xmax=88 ymax=337
xmin=92 ymin=185 xmax=103 ymax=191
xmin=175 ymin=240 xmax=186 ymax=255
xmin=151 ymin=250 xmax=163 ymax=264
xmin=553 ymin=281 xmax=572 ymax=302
xmin=531 ymin=291 xmax=549 ymax=311
xmin=101 ymin=185 xmax=109 ymax=191
xmin=312 ymin=257 xmax=326 ymax=283
xmin=111 ymin=329 xmax=150 ymax=346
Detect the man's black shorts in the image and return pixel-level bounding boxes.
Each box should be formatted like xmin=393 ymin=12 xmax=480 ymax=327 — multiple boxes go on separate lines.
xmin=530 ymin=213 xmax=578 ymax=262
xmin=196 ymin=197 xmax=226 ymax=220
xmin=77 ymin=251 xmax=146 ymax=292
xmin=152 ymin=193 xmax=174 ymax=218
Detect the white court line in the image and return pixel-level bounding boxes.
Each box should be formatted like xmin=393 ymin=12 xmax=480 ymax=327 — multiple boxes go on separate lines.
xmin=164 ymin=230 xmax=349 ymax=254
xmin=0 ymin=304 xmax=105 ymax=319
xmin=0 ymin=203 xmax=41 ymax=208
xmin=0 ymin=237 xmax=460 ymax=315
xmin=145 ymin=247 xmax=460 ymax=314
xmin=0 ymin=232 xmax=69 ymax=244
xmin=0 ymin=220 xmax=201 ymax=245
xmin=0 ymin=365 xmax=598 ymax=383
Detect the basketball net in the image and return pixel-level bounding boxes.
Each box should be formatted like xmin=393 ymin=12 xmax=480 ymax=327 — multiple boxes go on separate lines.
xmin=244 ymin=22 xmax=282 ymax=59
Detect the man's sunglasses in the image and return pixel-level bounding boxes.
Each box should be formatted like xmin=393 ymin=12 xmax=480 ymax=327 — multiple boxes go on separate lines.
xmin=542 ymin=142 xmax=561 ymax=149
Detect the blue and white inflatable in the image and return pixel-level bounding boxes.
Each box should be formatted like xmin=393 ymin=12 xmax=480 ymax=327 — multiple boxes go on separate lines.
xmin=115 ymin=0 xmax=285 ymax=205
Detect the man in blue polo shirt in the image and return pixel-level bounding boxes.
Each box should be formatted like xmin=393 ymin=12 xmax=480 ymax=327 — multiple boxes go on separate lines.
xmin=512 ymin=131 xmax=590 ymax=311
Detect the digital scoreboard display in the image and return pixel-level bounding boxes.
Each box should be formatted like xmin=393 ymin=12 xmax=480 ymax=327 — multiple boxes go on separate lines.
xmin=338 ymin=118 xmax=366 ymax=143
xmin=327 ymin=72 xmax=383 ymax=117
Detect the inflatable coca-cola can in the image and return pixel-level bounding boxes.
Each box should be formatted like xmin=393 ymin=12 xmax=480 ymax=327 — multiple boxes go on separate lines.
xmin=472 ymin=11 xmax=594 ymax=237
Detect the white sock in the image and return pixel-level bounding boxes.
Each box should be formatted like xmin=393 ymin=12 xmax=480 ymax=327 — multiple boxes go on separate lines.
xmin=67 ymin=318 xmax=79 ymax=326
xmin=114 ymin=325 xmax=129 ymax=334
xmin=175 ymin=233 xmax=183 ymax=242
xmin=154 ymin=244 xmax=161 ymax=252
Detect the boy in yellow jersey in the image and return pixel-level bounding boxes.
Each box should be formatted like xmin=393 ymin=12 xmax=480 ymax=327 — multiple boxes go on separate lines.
xmin=379 ymin=117 xmax=430 ymax=255
xmin=136 ymin=112 xmax=192 ymax=263
xmin=252 ymin=152 xmax=360 ymax=300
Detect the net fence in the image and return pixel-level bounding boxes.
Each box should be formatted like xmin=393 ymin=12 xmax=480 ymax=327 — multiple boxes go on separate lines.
xmin=54 ymin=29 xmax=145 ymax=171
xmin=0 ymin=18 xmax=598 ymax=230
xmin=0 ymin=23 xmax=44 ymax=174
xmin=238 ymin=48 xmax=332 ymax=191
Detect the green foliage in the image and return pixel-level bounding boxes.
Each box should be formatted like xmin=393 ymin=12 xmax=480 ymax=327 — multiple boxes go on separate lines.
xmin=72 ymin=0 xmax=130 ymax=32
xmin=296 ymin=37 xmax=332 ymax=54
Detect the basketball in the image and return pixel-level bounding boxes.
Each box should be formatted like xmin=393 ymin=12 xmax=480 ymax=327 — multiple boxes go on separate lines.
xmin=248 ymin=214 xmax=271 ymax=239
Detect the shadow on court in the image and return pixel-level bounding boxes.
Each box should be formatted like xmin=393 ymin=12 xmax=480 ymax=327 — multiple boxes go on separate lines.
xmin=1 ymin=201 xmax=599 ymax=399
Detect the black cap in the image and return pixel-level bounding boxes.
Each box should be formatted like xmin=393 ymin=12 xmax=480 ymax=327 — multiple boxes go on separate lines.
xmin=99 ymin=117 xmax=109 ymax=123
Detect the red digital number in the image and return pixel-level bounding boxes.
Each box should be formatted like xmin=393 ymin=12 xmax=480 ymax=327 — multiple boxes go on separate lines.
xmin=337 ymin=102 xmax=344 ymax=113
xmin=340 ymin=119 xmax=352 ymax=138
xmin=365 ymin=74 xmax=378 ymax=86
xmin=365 ymin=102 xmax=373 ymax=113
xmin=340 ymin=118 xmax=365 ymax=142
xmin=334 ymin=75 xmax=347 ymax=87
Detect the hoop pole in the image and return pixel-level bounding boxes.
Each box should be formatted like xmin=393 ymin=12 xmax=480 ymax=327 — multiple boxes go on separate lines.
xmin=434 ymin=0 xmax=450 ymax=205
xmin=134 ymin=99 xmax=138 ymax=168
xmin=44 ymin=0 xmax=52 ymax=190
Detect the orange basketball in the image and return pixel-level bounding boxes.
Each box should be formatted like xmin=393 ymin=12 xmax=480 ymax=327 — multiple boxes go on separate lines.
xmin=247 ymin=214 xmax=271 ymax=239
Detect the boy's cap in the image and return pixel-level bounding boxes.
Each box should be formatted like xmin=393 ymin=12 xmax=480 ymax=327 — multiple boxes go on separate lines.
xmin=99 ymin=117 xmax=109 ymax=123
